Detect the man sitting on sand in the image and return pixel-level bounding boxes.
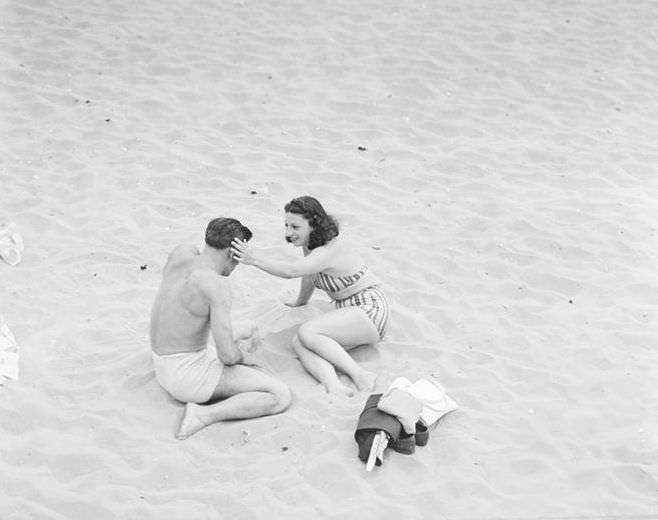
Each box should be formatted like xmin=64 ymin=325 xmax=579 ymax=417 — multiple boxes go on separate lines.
xmin=150 ymin=217 xmax=292 ymax=439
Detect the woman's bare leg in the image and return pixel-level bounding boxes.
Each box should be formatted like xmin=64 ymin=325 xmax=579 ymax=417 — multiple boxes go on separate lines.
xmin=292 ymin=334 xmax=355 ymax=397
xmin=297 ymin=307 xmax=379 ymax=392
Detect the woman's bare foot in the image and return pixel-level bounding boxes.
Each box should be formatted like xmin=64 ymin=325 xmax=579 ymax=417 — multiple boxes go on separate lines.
xmin=325 ymin=381 xmax=356 ymax=398
xmin=354 ymin=370 xmax=377 ymax=393
xmin=176 ymin=403 xmax=208 ymax=440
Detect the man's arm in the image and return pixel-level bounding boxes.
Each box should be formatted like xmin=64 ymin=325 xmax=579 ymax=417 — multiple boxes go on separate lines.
xmin=201 ymin=274 xmax=244 ymax=365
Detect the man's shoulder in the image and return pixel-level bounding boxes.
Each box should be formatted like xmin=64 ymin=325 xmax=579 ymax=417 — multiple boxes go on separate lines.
xmin=187 ymin=267 xmax=229 ymax=294
xmin=164 ymin=244 xmax=199 ymax=272
xmin=168 ymin=243 xmax=199 ymax=261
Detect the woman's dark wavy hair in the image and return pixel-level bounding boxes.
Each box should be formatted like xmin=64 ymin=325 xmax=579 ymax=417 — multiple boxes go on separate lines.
xmin=205 ymin=217 xmax=252 ymax=250
xmin=284 ymin=196 xmax=339 ymax=250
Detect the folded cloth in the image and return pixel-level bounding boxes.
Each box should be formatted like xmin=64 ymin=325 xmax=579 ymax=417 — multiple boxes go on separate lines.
xmin=0 ymin=222 xmax=24 ymax=267
xmin=388 ymin=377 xmax=459 ymax=428
xmin=0 ymin=313 xmax=19 ymax=383
xmin=354 ymin=393 xmax=402 ymax=464
xmin=377 ymin=387 xmax=423 ymax=435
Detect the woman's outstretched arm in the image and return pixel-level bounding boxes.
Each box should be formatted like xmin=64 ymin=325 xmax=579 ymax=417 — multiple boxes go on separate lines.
xmin=231 ymin=239 xmax=332 ymax=278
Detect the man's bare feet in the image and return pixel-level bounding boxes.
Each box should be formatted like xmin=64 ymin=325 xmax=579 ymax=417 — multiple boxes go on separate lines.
xmin=354 ymin=370 xmax=377 ymax=393
xmin=176 ymin=403 xmax=208 ymax=440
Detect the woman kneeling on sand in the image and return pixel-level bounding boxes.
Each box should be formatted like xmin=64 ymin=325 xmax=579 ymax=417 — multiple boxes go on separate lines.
xmin=231 ymin=196 xmax=390 ymax=397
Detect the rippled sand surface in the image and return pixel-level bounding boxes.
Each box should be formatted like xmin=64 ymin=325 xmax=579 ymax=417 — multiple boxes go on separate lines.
xmin=2 ymin=0 xmax=657 ymax=518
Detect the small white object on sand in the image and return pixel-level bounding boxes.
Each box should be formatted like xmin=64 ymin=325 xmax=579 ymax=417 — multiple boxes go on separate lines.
xmin=0 ymin=221 xmax=24 ymax=266
xmin=0 ymin=313 xmax=19 ymax=383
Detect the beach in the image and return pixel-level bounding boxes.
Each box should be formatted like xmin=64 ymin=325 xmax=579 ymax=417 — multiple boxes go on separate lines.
xmin=2 ymin=0 xmax=658 ymax=518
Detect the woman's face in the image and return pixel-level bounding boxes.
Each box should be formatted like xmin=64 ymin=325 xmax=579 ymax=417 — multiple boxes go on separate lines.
xmin=285 ymin=212 xmax=312 ymax=247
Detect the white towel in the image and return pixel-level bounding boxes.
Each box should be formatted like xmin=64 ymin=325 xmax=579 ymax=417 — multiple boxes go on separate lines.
xmin=0 ymin=313 xmax=19 ymax=383
xmin=387 ymin=376 xmax=458 ymax=427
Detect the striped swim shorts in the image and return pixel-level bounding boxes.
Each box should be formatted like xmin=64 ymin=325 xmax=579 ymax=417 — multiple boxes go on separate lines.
xmin=335 ymin=285 xmax=390 ymax=340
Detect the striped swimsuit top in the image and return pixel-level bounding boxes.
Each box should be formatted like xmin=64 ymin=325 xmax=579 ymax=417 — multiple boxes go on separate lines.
xmin=313 ymin=265 xmax=369 ymax=296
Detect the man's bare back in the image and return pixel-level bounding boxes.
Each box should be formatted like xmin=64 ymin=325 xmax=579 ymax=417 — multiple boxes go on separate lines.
xmin=150 ymin=244 xmax=219 ymax=356
xmin=149 ymin=218 xmax=291 ymax=439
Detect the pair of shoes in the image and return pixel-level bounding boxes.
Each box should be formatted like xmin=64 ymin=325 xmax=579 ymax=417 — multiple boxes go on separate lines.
xmin=415 ymin=422 xmax=429 ymax=447
xmin=389 ymin=421 xmax=431 ymax=454
xmin=390 ymin=433 xmax=416 ymax=454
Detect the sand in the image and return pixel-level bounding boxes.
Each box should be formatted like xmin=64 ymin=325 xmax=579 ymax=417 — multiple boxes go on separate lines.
xmin=2 ymin=0 xmax=658 ymax=518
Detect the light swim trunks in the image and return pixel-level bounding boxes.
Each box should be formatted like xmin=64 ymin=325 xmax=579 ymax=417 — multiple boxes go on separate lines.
xmin=152 ymin=346 xmax=223 ymax=403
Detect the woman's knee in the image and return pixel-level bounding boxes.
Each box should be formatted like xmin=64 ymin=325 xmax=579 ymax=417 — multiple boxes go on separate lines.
xmin=297 ymin=323 xmax=320 ymax=346
xmin=291 ymin=334 xmax=309 ymax=356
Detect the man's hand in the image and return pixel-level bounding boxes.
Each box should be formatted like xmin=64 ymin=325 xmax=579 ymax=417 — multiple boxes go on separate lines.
xmin=237 ymin=335 xmax=261 ymax=353
xmin=239 ymin=350 xmax=262 ymax=369
xmin=233 ymin=320 xmax=261 ymax=353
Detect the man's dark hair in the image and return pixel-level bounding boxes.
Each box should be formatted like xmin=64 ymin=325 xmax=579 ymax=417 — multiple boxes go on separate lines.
xmin=205 ymin=218 xmax=252 ymax=250
xmin=284 ymin=196 xmax=339 ymax=250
